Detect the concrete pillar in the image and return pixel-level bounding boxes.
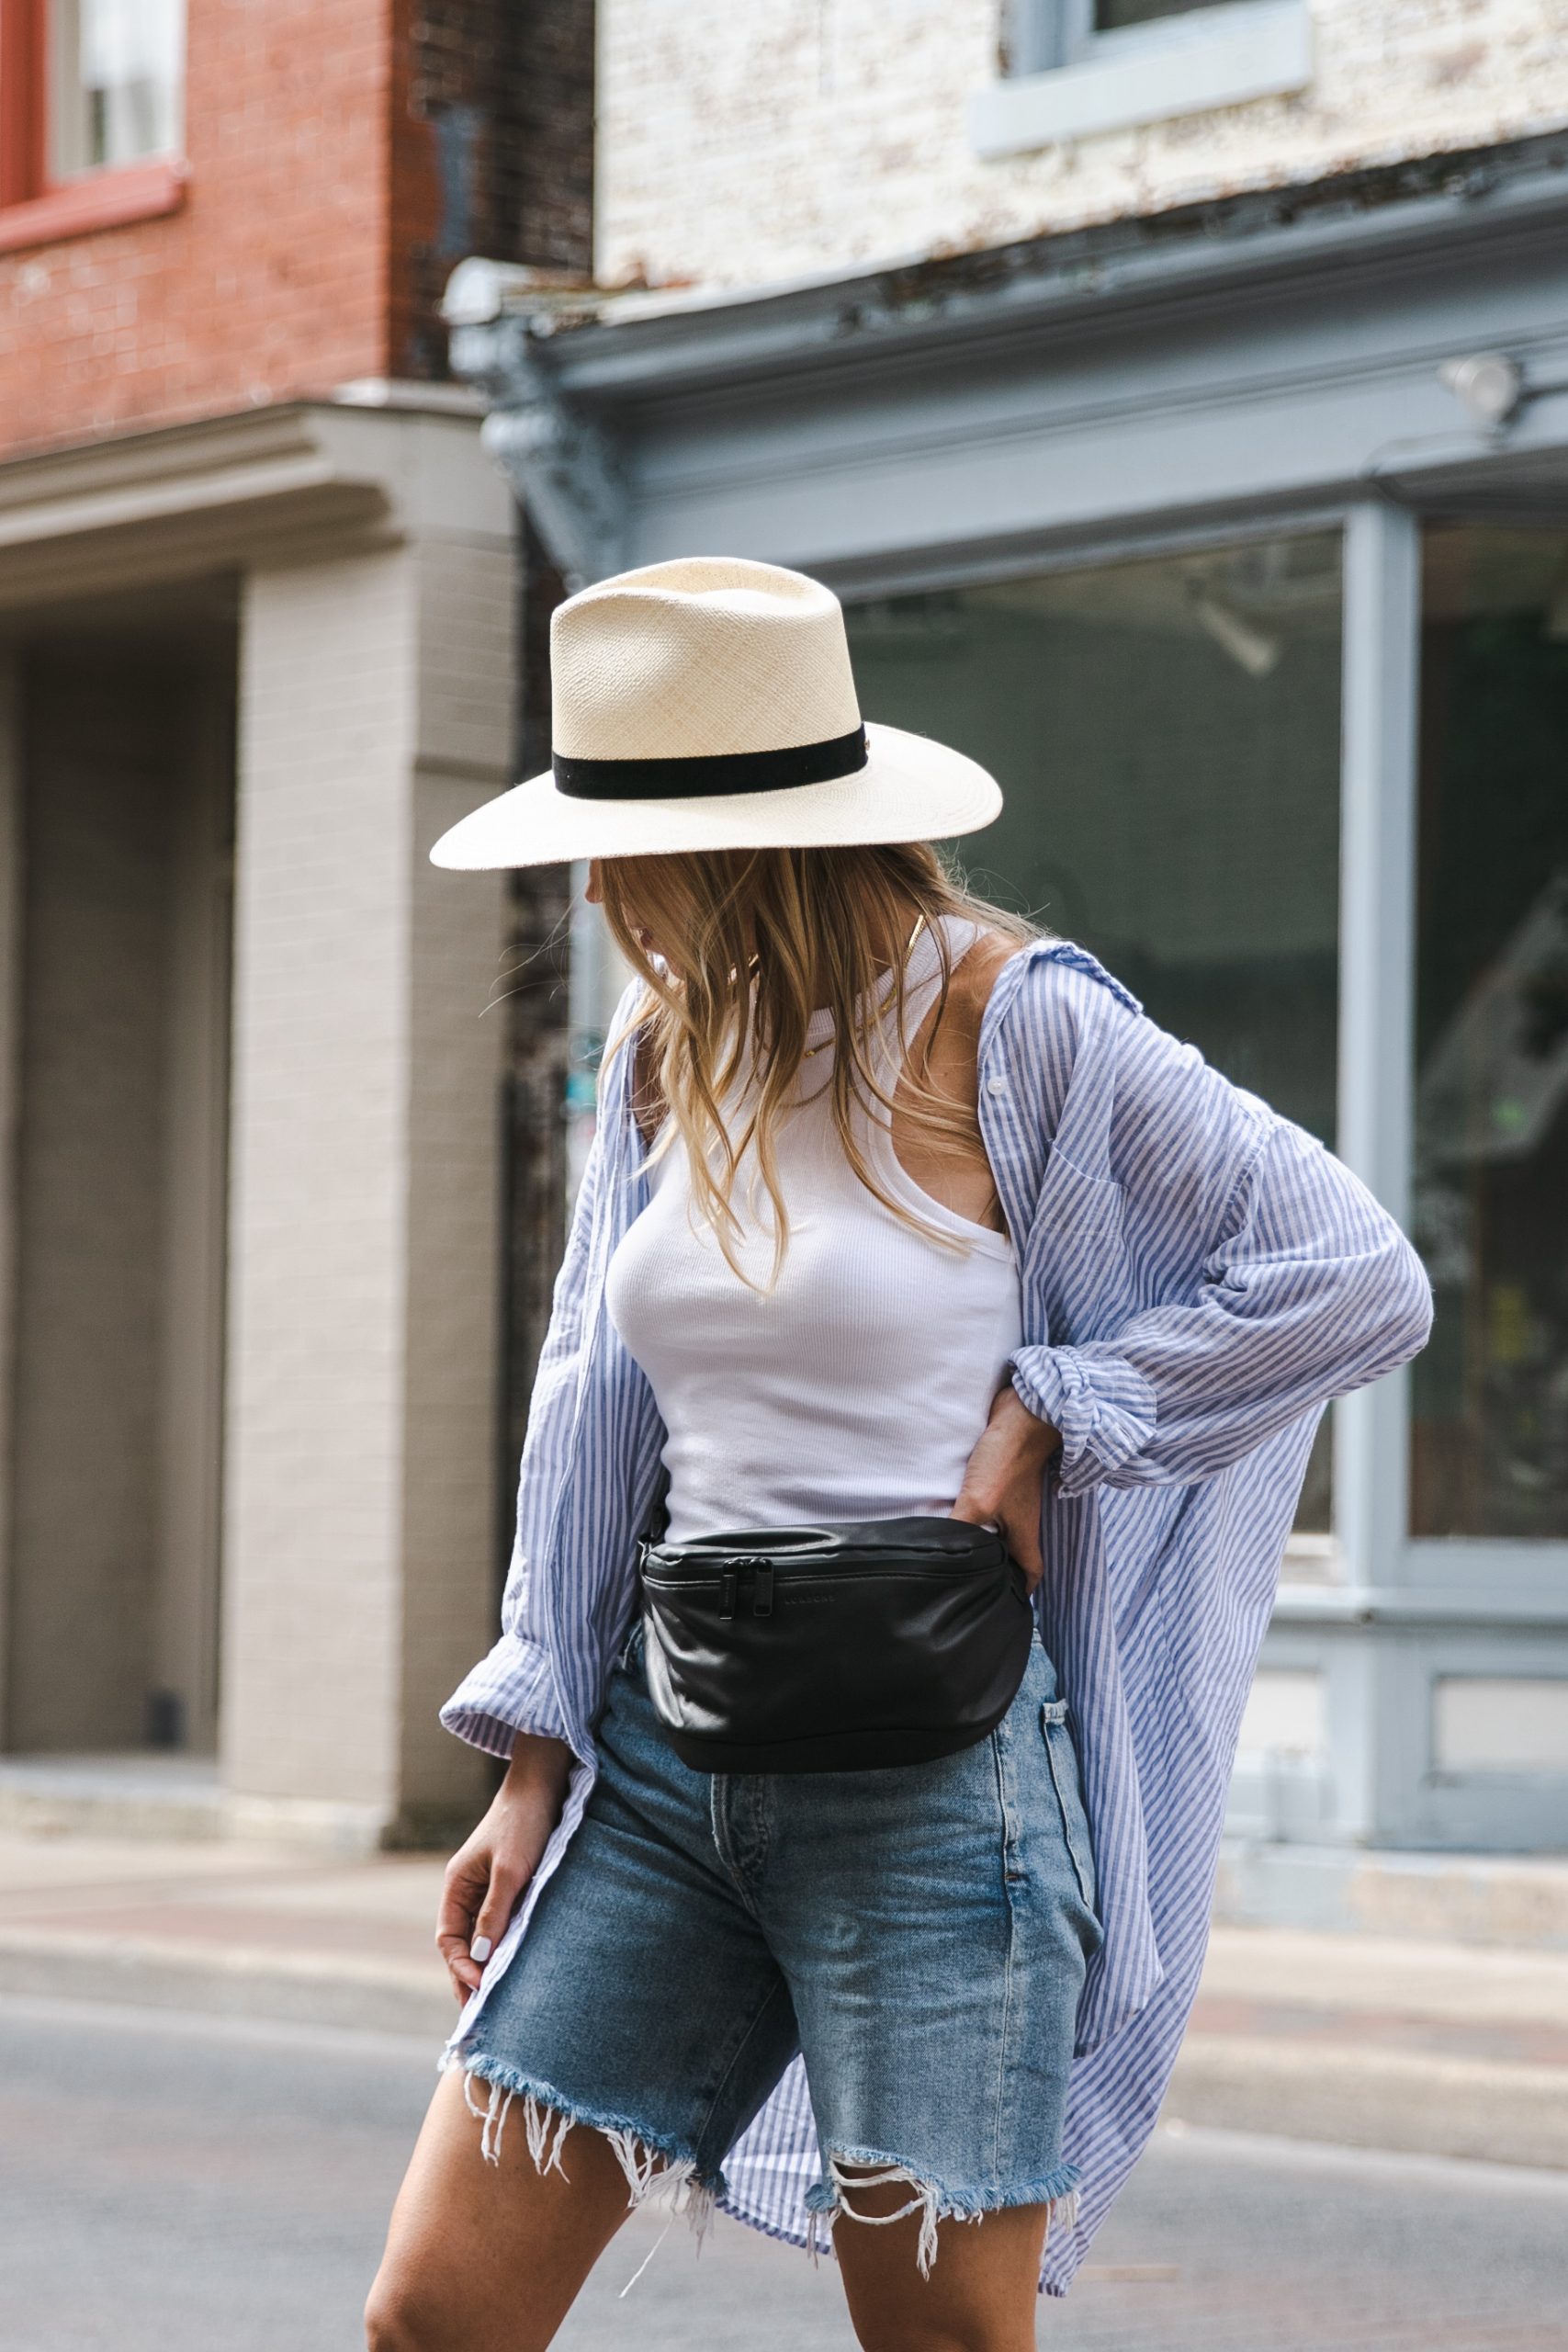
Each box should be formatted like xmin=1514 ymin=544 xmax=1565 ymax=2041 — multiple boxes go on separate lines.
xmin=224 ymin=505 xmax=515 ymax=1844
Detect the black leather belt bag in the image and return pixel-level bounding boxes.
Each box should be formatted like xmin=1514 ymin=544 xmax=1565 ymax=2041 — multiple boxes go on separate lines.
xmin=636 ymin=1515 xmax=1035 ymax=1774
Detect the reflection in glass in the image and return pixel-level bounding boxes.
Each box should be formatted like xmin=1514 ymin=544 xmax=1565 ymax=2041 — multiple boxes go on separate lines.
xmin=1412 ymin=528 xmax=1568 ymax=1539
xmin=1096 ymin=0 xmax=1216 ymax=28
xmin=51 ymin=0 xmax=185 ymax=176
xmin=845 ymin=531 xmax=1342 ymax=1532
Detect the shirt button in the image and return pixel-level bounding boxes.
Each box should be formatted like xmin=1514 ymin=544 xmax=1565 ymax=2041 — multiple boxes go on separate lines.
xmin=987 ymin=1076 xmax=1009 ymax=1097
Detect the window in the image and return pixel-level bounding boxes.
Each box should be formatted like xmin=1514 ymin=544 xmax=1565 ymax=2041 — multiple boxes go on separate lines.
xmin=50 ymin=0 xmax=184 ymax=176
xmin=975 ymin=0 xmax=1313 ymax=156
xmin=1012 ymin=0 xmax=1231 ymax=73
xmin=1410 ymin=526 xmax=1568 ymax=1541
xmin=1096 ymin=0 xmax=1216 ymax=25
xmin=0 ymin=0 xmax=186 ymax=249
xmin=844 ymin=528 xmax=1343 ymax=1532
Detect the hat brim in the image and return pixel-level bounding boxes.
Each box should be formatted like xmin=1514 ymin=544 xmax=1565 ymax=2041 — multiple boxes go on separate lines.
xmin=428 ymin=723 xmax=1002 ymax=870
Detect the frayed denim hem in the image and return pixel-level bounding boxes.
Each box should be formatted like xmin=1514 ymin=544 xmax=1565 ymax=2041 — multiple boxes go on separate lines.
xmin=439 ymin=2048 xmax=724 ymax=2252
xmin=803 ymin=2147 xmax=1081 ymax=2279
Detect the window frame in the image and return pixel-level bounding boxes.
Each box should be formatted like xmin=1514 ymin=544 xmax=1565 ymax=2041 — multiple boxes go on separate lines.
xmin=840 ymin=508 xmax=1348 ymax=1577
xmin=837 ymin=501 xmax=1568 ymax=1605
xmin=1012 ymin=0 xmax=1250 ymax=74
xmin=976 ymin=0 xmax=1313 ymax=158
xmin=0 ymin=0 xmax=187 ymax=255
xmin=1010 ymin=0 xmax=1091 ymax=75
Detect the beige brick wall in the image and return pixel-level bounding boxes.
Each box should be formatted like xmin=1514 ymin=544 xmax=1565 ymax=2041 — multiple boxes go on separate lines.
xmin=598 ymin=0 xmax=1568 ymax=291
xmin=224 ymin=518 xmax=514 ymax=1828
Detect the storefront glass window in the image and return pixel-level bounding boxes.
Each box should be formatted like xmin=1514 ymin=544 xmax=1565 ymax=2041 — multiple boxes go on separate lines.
xmin=845 ymin=528 xmax=1343 ymax=1532
xmin=1411 ymin=526 xmax=1568 ymax=1540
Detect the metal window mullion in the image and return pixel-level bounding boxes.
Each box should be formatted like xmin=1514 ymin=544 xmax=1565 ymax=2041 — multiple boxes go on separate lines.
xmin=1009 ymin=0 xmax=1096 ymax=75
xmin=1333 ymin=500 xmax=1421 ymax=1606
xmin=1063 ymin=0 xmax=1097 ymax=63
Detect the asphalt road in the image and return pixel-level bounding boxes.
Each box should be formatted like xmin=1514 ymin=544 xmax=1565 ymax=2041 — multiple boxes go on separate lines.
xmin=1 ymin=1992 xmax=1565 ymax=2352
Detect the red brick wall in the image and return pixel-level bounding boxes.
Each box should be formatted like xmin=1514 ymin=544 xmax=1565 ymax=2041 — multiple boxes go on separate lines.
xmin=0 ymin=0 xmax=403 ymax=460
xmin=396 ymin=0 xmax=596 ymax=379
xmin=0 ymin=0 xmax=597 ymax=461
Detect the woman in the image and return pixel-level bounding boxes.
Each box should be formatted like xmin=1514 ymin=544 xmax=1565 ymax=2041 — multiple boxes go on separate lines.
xmin=367 ymin=558 xmax=1432 ymax=2352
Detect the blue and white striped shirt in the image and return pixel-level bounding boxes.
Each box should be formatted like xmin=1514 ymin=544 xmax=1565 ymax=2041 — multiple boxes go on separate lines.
xmin=440 ymin=938 xmax=1433 ymax=2297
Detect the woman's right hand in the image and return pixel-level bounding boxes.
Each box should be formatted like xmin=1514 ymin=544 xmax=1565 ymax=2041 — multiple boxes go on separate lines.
xmin=435 ymin=1733 xmax=574 ymax=2002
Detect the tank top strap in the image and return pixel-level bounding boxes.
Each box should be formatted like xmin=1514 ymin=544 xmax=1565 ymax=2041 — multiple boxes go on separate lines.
xmin=797 ymin=912 xmax=983 ymax=1102
xmin=879 ymin=912 xmax=981 ymax=1057
xmin=844 ymin=912 xmax=978 ymax=1125
xmin=906 ymin=910 xmax=979 ymax=1001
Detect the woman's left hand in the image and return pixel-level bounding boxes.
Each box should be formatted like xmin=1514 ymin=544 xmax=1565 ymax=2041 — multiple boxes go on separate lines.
xmin=951 ymin=1383 xmax=1061 ymax=1588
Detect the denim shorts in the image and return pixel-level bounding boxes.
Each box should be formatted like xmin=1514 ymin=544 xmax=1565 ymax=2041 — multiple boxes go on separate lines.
xmin=451 ymin=1618 xmax=1103 ymax=2271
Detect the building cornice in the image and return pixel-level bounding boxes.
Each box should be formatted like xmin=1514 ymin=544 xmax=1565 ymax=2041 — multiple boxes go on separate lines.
xmin=449 ymin=131 xmax=1568 ymax=584
xmin=0 ymin=394 xmax=510 ymax=614
xmin=479 ymin=136 xmax=1568 ymax=401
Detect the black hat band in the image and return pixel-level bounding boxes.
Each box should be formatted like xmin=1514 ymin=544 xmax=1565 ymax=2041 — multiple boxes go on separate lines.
xmin=553 ymin=726 xmax=868 ymax=803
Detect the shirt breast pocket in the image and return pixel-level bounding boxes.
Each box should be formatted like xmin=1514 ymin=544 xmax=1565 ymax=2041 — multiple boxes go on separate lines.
xmin=1022 ymin=1148 xmax=1132 ymax=1347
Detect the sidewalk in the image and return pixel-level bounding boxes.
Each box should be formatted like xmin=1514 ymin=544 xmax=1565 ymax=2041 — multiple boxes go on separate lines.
xmin=0 ymin=1830 xmax=454 ymax=2040
xmin=1168 ymin=1925 xmax=1568 ymax=2169
xmin=1 ymin=1826 xmax=1566 ymax=2171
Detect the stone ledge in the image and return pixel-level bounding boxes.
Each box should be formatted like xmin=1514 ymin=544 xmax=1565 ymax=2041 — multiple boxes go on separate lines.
xmin=1167 ymin=2032 xmax=1568 ymax=2171
xmin=971 ymin=0 xmax=1312 ymax=159
xmin=0 ymin=1758 xmax=398 ymax=1855
xmin=1214 ymin=1841 xmax=1568 ymax=1950
xmin=0 ymin=1757 xmax=225 ymax=1843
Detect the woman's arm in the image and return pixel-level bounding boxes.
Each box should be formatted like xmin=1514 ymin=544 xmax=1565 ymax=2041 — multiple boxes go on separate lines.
xmin=434 ymin=989 xmax=652 ymax=1988
xmin=438 ymin=1100 xmax=610 ymax=1761
xmin=1008 ymin=986 xmax=1433 ymax=1495
xmin=934 ymin=933 xmax=1064 ymax=1577
xmin=952 ymin=1384 xmax=1060 ymax=1582
xmin=431 ymin=1115 xmax=608 ymax=1995
xmin=435 ymin=1730 xmax=573 ymax=2000
xmin=430 ymin=1132 xmax=606 ymax=1992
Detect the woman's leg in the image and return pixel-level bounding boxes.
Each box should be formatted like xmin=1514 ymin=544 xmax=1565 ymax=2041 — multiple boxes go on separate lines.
xmin=365 ymin=2066 xmax=642 ymax=2352
xmin=832 ymin=2179 xmax=1049 ymax=2352
xmin=368 ymin=1629 xmax=799 ymax=2350
xmin=746 ymin=1639 xmax=1099 ymax=2352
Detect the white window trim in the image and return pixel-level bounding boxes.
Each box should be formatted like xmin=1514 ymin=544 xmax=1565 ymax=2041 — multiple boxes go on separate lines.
xmin=971 ymin=0 xmax=1313 ymax=157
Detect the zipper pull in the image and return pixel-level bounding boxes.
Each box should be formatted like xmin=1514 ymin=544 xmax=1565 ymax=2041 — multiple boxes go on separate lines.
xmin=753 ymin=1563 xmax=773 ymax=1618
xmin=720 ymin=1570 xmax=739 ymax=1619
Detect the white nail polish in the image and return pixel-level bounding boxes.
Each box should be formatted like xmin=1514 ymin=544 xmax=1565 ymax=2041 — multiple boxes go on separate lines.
xmin=469 ymin=1935 xmax=492 ymax=1964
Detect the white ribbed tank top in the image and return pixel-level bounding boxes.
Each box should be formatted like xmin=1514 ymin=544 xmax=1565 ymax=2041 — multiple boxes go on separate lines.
xmin=605 ymin=917 xmax=1023 ymax=1544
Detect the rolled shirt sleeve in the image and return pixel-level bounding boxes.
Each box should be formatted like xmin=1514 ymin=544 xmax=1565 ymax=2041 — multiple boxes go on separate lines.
xmin=439 ymin=1615 xmax=570 ymax=1758
xmin=1010 ymin=1345 xmax=1157 ymax=1496
xmin=1009 ymin=1023 xmax=1434 ymax=1497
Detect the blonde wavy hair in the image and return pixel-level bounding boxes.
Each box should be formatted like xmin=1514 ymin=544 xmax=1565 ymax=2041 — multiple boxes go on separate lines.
xmin=597 ymin=842 xmax=1035 ymax=1283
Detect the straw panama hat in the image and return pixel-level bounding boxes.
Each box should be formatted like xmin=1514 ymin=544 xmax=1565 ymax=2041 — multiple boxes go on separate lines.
xmin=428 ymin=557 xmax=1003 ymax=869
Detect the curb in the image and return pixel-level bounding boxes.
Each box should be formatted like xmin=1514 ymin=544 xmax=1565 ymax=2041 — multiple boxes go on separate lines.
xmin=0 ymin=1928 xmax=453 ymax=2043
xmin=1213 ymin=1844 xmax=1568 ymax=1952
xmin=1166 ymin=2033 xmax=1568 ymax=2171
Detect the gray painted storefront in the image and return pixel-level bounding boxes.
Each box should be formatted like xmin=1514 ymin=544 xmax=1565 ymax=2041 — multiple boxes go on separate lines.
xmin=449 ymin=134 xmax=1568 ymax=1865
